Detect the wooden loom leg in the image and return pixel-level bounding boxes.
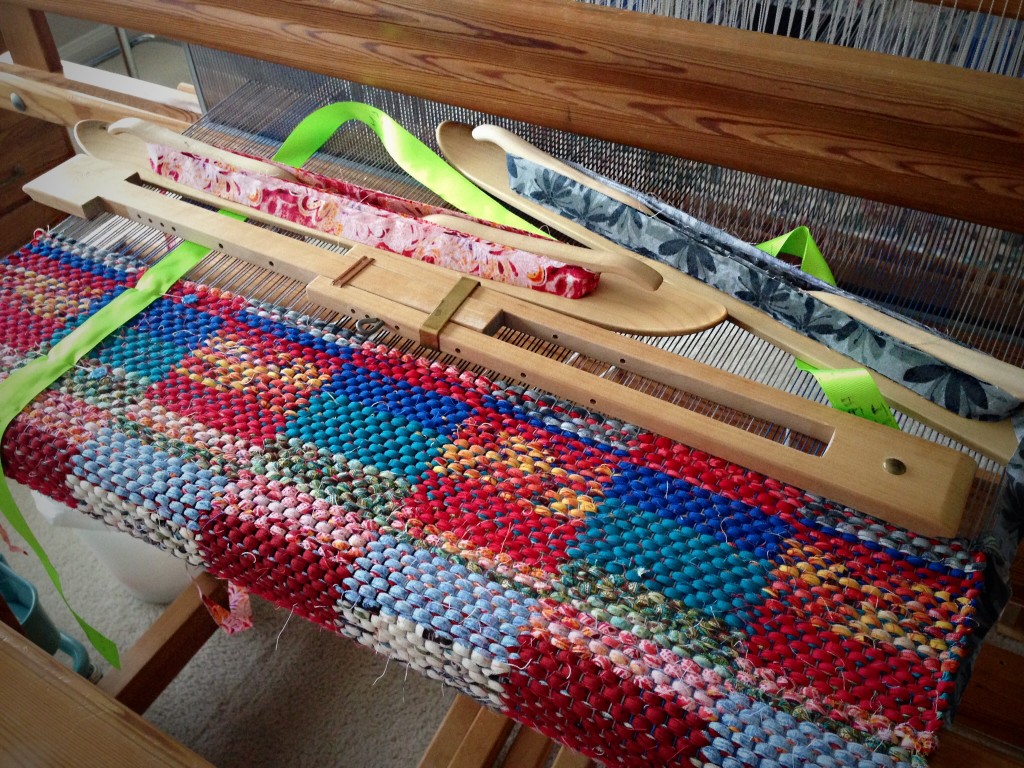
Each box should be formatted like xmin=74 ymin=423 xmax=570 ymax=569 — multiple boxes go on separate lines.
xmin=0 ymin=4 xmax=60 ymax=72
xmin=419 ymin=695 xmax=593 ymax=768
xmin=419 ymin=695 xmax=513 ymax=768
xmin=96 ymin=572 xmax=227 ymax=714
xmin=550 ymin=747 xmax=596 ymax=768
xmin=419 ymin=695 xmax=483 ymax=768
xmin=501 ymin=725 xmax=553 ymax=767
xmin=447 ymin=706 xmax=514 ymax=768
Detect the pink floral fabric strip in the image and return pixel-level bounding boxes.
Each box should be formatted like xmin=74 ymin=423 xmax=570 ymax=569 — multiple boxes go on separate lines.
xmin=199 ymin=580 xmax=254 ymax=635
xmin=243 ymin=149 xmax=527 ymax=232
xmin=148 ymin=146 xmax=600 ymax=299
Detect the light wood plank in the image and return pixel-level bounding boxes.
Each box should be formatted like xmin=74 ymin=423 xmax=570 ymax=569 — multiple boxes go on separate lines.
xmin=0 ymin=4 xmax=59 ymax=71
xmin=0 ymin=622 xmax=215 ymax=767
xmin=26 ymin=154 xmax=978 ymax=535
xmin=810 ymin=292 xmax=1024 ymax=400
xmin=0 ymin=61 xmax=195 ymax=131
xmin=689 ymin=284 xmax=1019 ymax=466
xmin=438 ymin=118 xmax=1020 ymax=465
xmin=419 ymin=696 xmax=485 ymax=768
xmin=1 ymin=0 xmax=1021 ymax=232
xmin=60 ymin=60 xmax=200 ymax=116
xmin=823 ymin=244 xmax=1024 ymax=352
xmin=96 ymin=572 xmax=226 ymax=714
xmin=444 ymin=126 xmax=1024 ymax=397
xmin=437 ymin=312 xmax=975 ymax=536
xmin=550 ymin=747 xmax=595 ymax=768
xmin=54 ymin=132 xmax=729 ymax=335
xmin=501 ymin=725 xmax=553 ymax=768
xmin=448 ymin=706 xmax=515 ymax=768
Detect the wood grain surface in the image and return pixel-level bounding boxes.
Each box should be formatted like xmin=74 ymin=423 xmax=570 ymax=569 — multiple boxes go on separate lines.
xmin=62 ymin=129 xmax=729 ymax=338
xmin=0 ymin=61 xmax=196 ymax=130
xmin=0 ymin=622 xmax=215 ymax=767
xmin=0 ymin=100 xmax=71 ymax=215
xmin=3 ymin=0 xmax=1022 ymax=232
xmin=437 ymin=121 xmax=1021 ymax=465
xmin=932 ymin=732 xmax=1024 ymax=768
xmin=97 ymin=573 xmax=226 ymax=714
xmin=419 ymin=696 xmax=592 ymax=768
xmin=0 ymin=196 xmax=65 ymax=252
xmin=0 ymin=3 xmax=60 ymax=71
xmin=951 ymin=642 xmax=1024 ymax=754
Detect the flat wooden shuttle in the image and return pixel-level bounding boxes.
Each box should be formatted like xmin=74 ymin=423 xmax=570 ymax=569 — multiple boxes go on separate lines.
xmin=72 ymin=119 xmax=725 ymax=338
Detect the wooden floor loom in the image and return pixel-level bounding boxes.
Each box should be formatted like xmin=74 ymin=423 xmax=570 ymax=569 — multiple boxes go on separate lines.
xmin=0 ymin=1 xmax=1023 ymax=766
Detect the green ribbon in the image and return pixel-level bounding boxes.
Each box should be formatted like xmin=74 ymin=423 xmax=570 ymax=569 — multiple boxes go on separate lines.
xmin=757 ymin=225 xmax=837 ymax=286
xmin=0 ymin=102 xmax=541 ymax=666
xmin=0 ymin=239 xmax=221 ymax=667
xmin=757 ymin=227 xmax=898 ymax=429
xmin=275 ymin=102 xmax=547 ymax=236
xmin=793 ymin=360 xmax=900 ymax=429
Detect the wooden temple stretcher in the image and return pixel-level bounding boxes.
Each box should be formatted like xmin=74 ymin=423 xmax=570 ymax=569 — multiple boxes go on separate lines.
xmin=1 ymin=2 xmax=1023 ymax=766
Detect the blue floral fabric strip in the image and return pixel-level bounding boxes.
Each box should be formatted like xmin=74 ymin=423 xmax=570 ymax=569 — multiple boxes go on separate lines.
xmin=506 ymin=153 xmax=1024 ymax=651
xmin=506 ymin=155 xmax=1021 ymax=422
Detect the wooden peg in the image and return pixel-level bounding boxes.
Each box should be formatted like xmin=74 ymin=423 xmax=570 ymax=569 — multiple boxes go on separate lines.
xmin=332 ymin=254 xmax=374 ymax=287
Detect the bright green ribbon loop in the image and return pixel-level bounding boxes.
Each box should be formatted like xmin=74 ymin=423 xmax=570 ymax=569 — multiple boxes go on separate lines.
xmin=275 ymin=102 xmax=547 ymax=236
xmin=794 ymin=360 xmax=900 ymax=429
xmin=757 ymin=225 xmax=837 ymax=286
xmin=757 ymin=227 xmax=898 ymax=430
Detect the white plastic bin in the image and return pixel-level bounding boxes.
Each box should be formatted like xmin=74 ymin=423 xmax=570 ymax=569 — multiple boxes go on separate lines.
xmin=29 ymin=490 xmax=199 ymax=604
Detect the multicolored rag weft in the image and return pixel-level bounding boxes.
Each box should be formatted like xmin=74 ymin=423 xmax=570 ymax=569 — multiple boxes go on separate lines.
xmin=1 ymin=231 xmax=991 ymax=767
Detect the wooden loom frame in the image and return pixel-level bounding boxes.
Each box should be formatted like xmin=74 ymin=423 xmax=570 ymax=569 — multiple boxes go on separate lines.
xmin=0 ymin=1 xmax=1023 ymax=766
xmin=0 ymin=0 xmax=1020 ymax=233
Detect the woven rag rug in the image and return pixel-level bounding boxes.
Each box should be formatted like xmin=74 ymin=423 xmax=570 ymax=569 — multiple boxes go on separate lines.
xmin=0 ymin=230 xmax=995 ymax=767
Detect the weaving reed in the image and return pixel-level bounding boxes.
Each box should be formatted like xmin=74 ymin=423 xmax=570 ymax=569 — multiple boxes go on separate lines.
xmin=0 ymin=223 xmax=992 ymax=766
